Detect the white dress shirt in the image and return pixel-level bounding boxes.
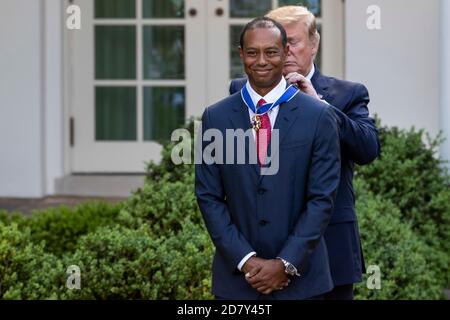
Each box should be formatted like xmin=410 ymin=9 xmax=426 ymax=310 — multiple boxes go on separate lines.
xmin=306 ymin=64 xmax=315 ymax=81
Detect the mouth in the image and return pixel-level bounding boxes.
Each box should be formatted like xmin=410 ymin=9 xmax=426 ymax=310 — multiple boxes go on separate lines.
xmin=284 ymin=62 xmax=297 ymax=67
xmin=253 ymin=69 xmax=272 ymax=76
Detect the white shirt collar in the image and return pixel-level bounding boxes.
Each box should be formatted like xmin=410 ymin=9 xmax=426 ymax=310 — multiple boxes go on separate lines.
xmin=245 ymin=77 xmax=287 ymax=107
xmin=306 ymin=64 xmax=315 ymax=81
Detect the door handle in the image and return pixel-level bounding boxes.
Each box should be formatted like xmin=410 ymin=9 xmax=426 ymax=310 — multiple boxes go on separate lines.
xmin=188 ymin=8 xmax=197 ymax=17
xmin=215 ymin=8 xmax=224 ymax=17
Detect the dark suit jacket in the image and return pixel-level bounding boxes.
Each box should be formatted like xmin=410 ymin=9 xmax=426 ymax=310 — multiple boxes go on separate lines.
xmin=195 ymin=90 xmax=341 ymax=299
xmin=229 ymin=68 xmax=380 ymax=286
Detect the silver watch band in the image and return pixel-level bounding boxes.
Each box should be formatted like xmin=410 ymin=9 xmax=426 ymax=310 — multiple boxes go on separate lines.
xmin=278 ymin=257 xmax=300 ymax=277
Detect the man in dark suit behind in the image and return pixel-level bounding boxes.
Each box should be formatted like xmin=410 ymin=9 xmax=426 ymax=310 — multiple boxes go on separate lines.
xmin=195 ymin=17 xmax=341 ymax=299
xmin=229 ymin=6 xmax=380 ymax=300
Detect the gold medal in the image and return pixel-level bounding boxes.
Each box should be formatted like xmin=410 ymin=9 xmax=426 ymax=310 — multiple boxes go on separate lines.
xmin=252 ymin=115 xmax=262 ymax=131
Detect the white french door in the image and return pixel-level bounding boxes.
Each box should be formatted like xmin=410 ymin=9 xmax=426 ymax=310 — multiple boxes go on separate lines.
xmin=70 ymin=0 xmax=207 ymax=172
xmin=68 ymin=0 xmax=342 ymax=173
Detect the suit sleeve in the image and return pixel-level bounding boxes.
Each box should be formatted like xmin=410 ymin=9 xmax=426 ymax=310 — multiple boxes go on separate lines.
xmin=277 ymin=106 xmax=341 ymax=273
xmin=330 ymin=83 xmax=380 ymax=165
xmin=195 ymin=107 xmax=255 ymax=272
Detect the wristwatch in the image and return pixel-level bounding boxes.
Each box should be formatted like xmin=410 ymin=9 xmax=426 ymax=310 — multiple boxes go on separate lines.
xmin=278 ymin=258 xmax=301 ymax=277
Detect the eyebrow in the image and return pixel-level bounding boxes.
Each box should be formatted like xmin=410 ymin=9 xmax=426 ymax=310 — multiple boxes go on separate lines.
xmin=244 ymin=46 xmax=280 ymax=50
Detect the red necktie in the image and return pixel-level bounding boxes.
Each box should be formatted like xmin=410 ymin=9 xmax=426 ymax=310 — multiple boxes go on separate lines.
xmin=256 ymin=98 xmax=271 ymax=167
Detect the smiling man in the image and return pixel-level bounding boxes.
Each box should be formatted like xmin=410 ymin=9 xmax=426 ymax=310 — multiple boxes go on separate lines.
xmin=195 ymin=17 xmax=341 ymax=300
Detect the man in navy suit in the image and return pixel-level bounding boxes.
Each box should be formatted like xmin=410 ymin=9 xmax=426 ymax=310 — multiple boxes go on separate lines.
xmin=195 ymin=17 xmax=341 ymax=299
xmin=229 ymin=6 xmax=380 ymax=299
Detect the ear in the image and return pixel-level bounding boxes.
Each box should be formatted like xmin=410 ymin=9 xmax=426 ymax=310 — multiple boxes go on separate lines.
xmin=239 ymin=46 xmax=244 ymax=60
xmin=311 ymin=37 xmax=320 ymax=56
xmin=284 ymin=44 xmax=290 ymax=56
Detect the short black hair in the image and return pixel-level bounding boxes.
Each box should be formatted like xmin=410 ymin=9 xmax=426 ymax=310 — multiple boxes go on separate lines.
xmin=239 ymin=17 xmax=287 ymax=49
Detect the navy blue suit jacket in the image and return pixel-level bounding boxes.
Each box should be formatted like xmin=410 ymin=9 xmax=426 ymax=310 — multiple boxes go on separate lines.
xmin=195 ymin=90 xmax=341 ymax=299
xmin=229 ymin=68 xmax=380 ymax=286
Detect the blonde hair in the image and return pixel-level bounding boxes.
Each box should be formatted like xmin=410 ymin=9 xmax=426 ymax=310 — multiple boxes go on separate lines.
xmin=266 ymin=6 xmax=320 ymax=45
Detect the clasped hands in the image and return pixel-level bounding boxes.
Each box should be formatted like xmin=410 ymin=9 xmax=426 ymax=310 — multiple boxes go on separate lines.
xmin=242 ymin=256 xmax=291 ymax=295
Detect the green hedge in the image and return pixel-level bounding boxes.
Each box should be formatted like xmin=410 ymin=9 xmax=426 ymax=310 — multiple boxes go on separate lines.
xmin=353 ymin=180 xmax=444 ymax=299
xmin=0 ymin=223 xmax=64 ymax=299
xmin=356 ymin=126 xmax=450 ymax=287
xmin=60 ymin=220 xmax=212 ymax=300
xmin=0 ymin=122 xmax=448 ymax=299
xmin=1 ymin=202 xmax=122 ymax=256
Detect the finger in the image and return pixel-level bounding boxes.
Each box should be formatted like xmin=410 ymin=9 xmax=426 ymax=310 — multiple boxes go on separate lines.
xmin=252 ymin=280 xmax=269 ymax=290
xmin=284 ymin=72 xmax=295 ymax=80
xmin=286 ymin=76 xmax=297 ymax=84
xmin=245 ymin=266 xmax=261 ymax=279
xmin=247 ymin=275 xmax=264 ymax=286
xmin=262 ymin=288 xmax=273 ymax=295
xmin=255 ymin=284 xmax=270 ymax=292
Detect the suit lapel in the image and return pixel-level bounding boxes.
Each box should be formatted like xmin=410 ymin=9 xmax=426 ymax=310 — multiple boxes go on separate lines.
xmin=311 ymin=67 xmax=331 ymax=103
xmin=229 ymin=99 xmax=260 ymax=176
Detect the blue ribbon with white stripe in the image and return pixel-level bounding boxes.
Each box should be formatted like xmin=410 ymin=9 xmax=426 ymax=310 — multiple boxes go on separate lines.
xmin=241 ymin=82 xmax=300 ymax=115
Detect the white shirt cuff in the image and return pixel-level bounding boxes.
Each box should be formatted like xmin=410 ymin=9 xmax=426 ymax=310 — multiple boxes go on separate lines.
xmin=237 ymin=252 xmax=257 ymax=271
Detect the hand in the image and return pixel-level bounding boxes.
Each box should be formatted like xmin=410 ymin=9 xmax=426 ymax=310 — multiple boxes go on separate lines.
xmin=241 ymin=256 xmax=266 ymax=275
xmin=285 ymin=72 xmax=320 ymax=100
xmin=245 ymin=259 xmax=290 ymax=295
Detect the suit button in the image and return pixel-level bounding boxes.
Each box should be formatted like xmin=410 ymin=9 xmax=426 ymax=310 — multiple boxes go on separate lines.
xmin=259 ymin=220 xmax=268 ymax=226
xmin=257 ymin=188 xmax=265 ymax=195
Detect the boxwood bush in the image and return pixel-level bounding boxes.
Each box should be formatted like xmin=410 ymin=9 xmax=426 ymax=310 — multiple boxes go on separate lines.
xmin=356 ymin=126 xmax=450 ymax=287
xmin=0 ymin=223 xmax=64 ymax=299
xmin=1 ymin=202 xmax=122 ymax=256
xmin=353 ymin=180 xmax=444 ymax=299
xmin=60 ymin=219 xmax=213 ymax=300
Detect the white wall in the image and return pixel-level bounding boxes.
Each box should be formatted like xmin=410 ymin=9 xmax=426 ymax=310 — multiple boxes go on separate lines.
xmin=440 ymin=0 xmax=450 ymax=165
xmin=345 ymin=0 xmax=440 ymax=138
xmin=0 ymin=0 xmax=45 ymax=197
xmin=44 ymin=0 xmax=64 ymax=195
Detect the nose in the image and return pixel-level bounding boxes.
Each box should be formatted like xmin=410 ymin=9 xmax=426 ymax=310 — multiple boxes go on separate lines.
xmin=256 ymin=53 xmax=268 ymax=65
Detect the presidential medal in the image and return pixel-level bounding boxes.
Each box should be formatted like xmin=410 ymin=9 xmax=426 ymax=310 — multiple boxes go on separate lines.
xmin=252 ymin=115 xmax=262 ymax=131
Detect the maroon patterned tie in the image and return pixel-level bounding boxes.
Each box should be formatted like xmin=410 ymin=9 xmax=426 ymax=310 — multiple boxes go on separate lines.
xmin=256 ymin=98 xmax=271 ymax=167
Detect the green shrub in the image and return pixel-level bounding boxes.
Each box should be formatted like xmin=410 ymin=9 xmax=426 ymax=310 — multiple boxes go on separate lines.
xmin=356 ymin=125 xmax=450 ymax=286
xmin=145 ymin=219 xmax=213 ymax=299
xmin=354 ymin=180 xmax=445 ymax=299
xmin=61 ymin=219 xmax=213 ymax=300
xmin=0 ymin=210 xmax=28 ymax=225
xmin=1 ymin=202 xmax=123 ymax=256
xmin=145 ymin=118 xmax=196 ymax=183
xmin=119 ymin=169 xmax=201 ymax=237
xmin=0 ymin=223 xmax=64 ymax=299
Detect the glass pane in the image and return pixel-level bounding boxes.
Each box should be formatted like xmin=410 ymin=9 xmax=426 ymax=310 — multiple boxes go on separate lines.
xmin=143 ymin=26 xmax=184 ymax=79
xmin=95 ymin=0 xmax=136 ymax=18
xmin=143 ymin=0 xmax=184 ymax=18
xmin=230 ymin=25 xmax=245 ymax=79
xmin=96 ymin=87 xmax=136 ymax=141
xmin=95 ymin=26 xmax=136 ymax=79
xmin=143 ymin=87 xmax=185 ymax=141
xmin=278 ymin=0 xmax=321 ymax=17
xmin=230 ymin=0 xmax=271 ymax=18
